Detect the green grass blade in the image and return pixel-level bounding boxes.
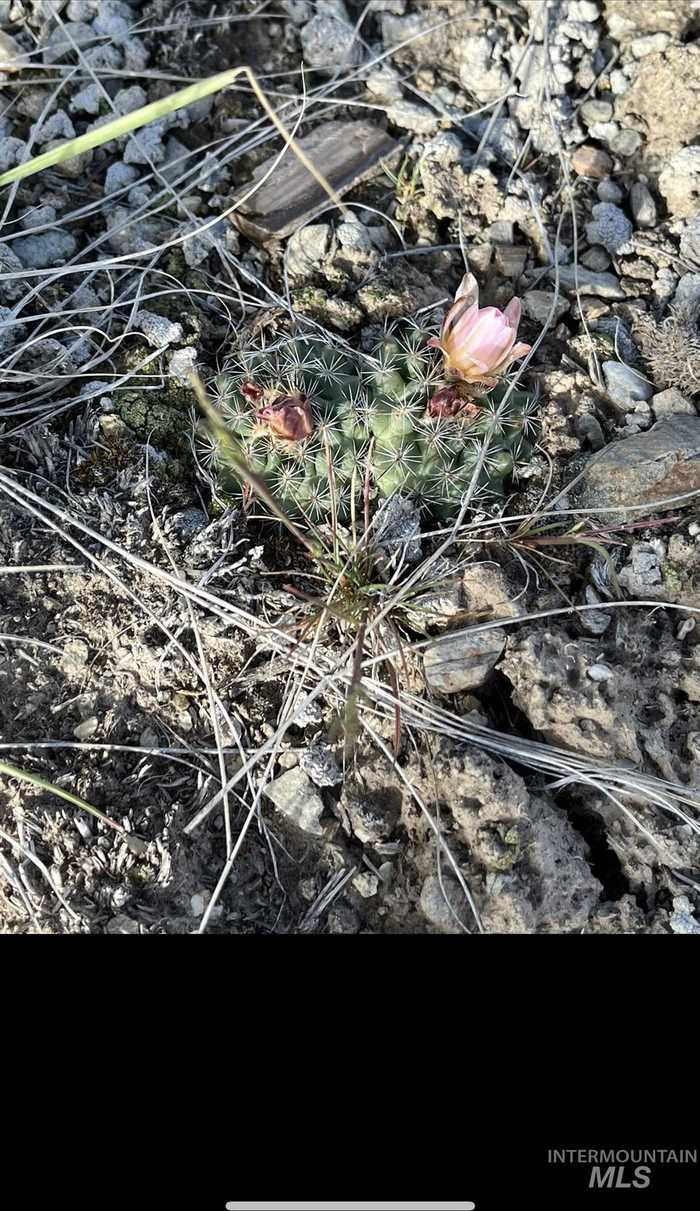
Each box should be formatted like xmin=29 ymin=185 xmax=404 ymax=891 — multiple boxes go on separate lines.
xmin=0 ymin=68 xmax=244 ymax=188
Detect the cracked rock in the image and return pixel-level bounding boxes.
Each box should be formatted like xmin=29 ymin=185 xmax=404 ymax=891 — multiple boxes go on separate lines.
xmin=423 ymin=628 xmax=505 ymax=693
xmin=264 ymin=767 xmax=326 ymax=836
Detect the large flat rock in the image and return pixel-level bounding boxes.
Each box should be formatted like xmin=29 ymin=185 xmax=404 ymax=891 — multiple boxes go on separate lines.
xmin=575 ymin=416 xmax=700 ymax=515
xmin=230 ymin=119 xmax=400 ymax=243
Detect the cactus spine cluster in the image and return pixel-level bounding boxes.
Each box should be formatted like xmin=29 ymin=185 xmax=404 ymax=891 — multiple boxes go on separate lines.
xmin=205 ymin=325 xmax=537 ymax=522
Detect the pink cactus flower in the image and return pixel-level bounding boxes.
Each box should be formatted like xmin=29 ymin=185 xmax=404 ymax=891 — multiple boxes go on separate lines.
xmin=256 ymin=393 xmax=314 ymax=441
xmin=428 ymin=273 xmax=531 ymax=386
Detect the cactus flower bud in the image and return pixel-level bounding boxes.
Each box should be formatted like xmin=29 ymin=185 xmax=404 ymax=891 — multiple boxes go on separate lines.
xmin=428 ymin=273 xmax=531 ymax=386
xmin=256 ymin=393 xmax=314 ymax=441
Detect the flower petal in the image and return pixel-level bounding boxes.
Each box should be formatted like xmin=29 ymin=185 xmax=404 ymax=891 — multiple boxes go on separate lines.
xmin=503 ymin=297 xmax=522 ymax=329
xmin=454 ymin=272 xmax=479 ymax=308
xmin=442 ymin=298 xmax=479 ymax=347
xmin=508 ymin=341 xmax=531 ymax=361
xmin=458 ymin=310 xmax=515 ymax=368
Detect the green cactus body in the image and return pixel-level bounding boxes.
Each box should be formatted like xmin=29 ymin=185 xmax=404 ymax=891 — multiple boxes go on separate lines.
xmin=205 ymin=329 xmax=537 ymax=522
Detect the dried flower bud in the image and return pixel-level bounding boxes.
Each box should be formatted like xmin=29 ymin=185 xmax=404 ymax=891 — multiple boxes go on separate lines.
xmin=427 ymin=386 xmax=466 ymax=417
xmin=241 ymin=381 xmax=265 ymax=400
xmin=256 ymin=393 xmax=314 ymax=441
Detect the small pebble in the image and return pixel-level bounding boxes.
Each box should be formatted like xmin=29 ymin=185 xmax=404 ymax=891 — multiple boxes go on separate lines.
xmin=609 ymin=128 xmax=643 ymax=157
xmin=597 ymin=178 xmax=623 ymax=204
xmin=580 ymin=99 xmax=613 ymax=126
xmin=631 ymin=32 xmax=670 ymax=58
xmin=602 ymin=361 xmax=653 ymax=408
xmin=571 ymin=144 xmax=613 ymax=179
xmin=587 ymin=664 xmax=613 ymax=682
xmin=74 ymin=716 xmax=99 ymax=740
xmin=629 ymin=180 xmax=657 ymax=229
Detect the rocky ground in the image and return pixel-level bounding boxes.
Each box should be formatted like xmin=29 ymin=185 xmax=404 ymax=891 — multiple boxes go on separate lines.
xmin=2 ymin=0 xmax=700 ymax=934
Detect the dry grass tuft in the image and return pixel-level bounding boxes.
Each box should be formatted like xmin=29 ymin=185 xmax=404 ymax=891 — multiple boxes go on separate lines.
xmin=633 ymin=304 xmax=700 ymax=399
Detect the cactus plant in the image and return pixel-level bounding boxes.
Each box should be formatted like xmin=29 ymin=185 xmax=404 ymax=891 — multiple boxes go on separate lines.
xmin=203 ymin=322 xmax=538 ymax=522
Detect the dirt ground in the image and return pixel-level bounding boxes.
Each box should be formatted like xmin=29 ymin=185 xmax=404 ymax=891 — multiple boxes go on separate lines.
xmin=2 ymin=0 xmax=700 ymax=934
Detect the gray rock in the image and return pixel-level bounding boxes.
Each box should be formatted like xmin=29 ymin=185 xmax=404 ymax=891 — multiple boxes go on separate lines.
xmin=13 ymin=230 xmax=77 ymax=268
xmin=651 ymin=388 xmax=696 ymax=419
xmin=42 ymin=21 xmax=94 ymax=65
xmin=299 ymin=742 xmax=342 ymax=787
xmin=104 ymin=161 xmax=139 ymax=195
xmin=0 ymin=305 xmax=21 ymax=352
xmin=168 ymin=346 xmax=197 ymax=386
xmin=568 ymin=0 xmax=600 ymax=19
xmin=335 ymin=215 xmax=375 ymax=257
xmin=286 ymin=223 xmax=333 ymax=280
xmin=631 ymin=32 xmax=671 ymax=57
xmin=351 ymin=872 xmax=379 ymax=899
xmin=164 ymin=508 xmax=207 ymax=542
xmin=597 ymin=178 xmax=623 ymax=204
xmin=404 ymin=577 xmax=464 ymax=634
xmin=580 ymin=99 xmax=613 ymax=125
xmin=134 ymin=309 xmax=183 ymax=348
xmin=70 ymin=81 xmax=102 ymax=115
xmin=575 ymin=416 xmax=700 ymax=515
xmin=602 ymin=361 xmax=653 ymax=409
xmin=669 ymin=895 xmax=700 ymax=935
xmin=385 ymin=99 xmax=439 ymax=135
xmin=340 ymin=778 xmax=400 ymax=845
xmin=458 ymin=34 xmax=509 ymax=103
xmin=365 ymin=64 xmax=402 ymax=102
xmin=20 ymin=203 xmax=57 ymax=230
xmin=576 ymin=412 xmax=606 ymax=450
xmin=123 ymin=119 xmax=167 ymax=165
xmin=609 ymin=128 xmax=643 ymax=157
xmin=0 ymin=29 xmax=27 ymax=72
xmin=585 ymin=202 xmax=633 ymax=254
xmin=579 ymin=585 xmax=612 ymax=636
xmin=659 ymin=147 xmax=700 ymax=219
xmin=1 ymin=240 xmax=29 ymax=296
xmin=104 ymin=914 xmax=141 ymax=934
xmin=674 ymin=273 xmax=700 ymax=312
xmin=629 ymin=180 xmax=657 ymax=229
xmin=0 ymin=136 xmax=25 ymax=173
xmin=114 ymin=84 xmax=146 ymax=115
xmin=300 ymin=0 xmax=361 ymax=70
xmin=31 ymin=109 xmax=75 ymax=145
xmin=74 ymin=716 xmax=98 ymax=740
xmin=423 ymin=628 xmax=505 ymax=693
xmin=264 ymin=767 xmax=326 ymax=836
xmin=283 ymin=0 xmax=314 ymax=23
xmin=522 ymin=290 xmax=569 ymax=324
xmin=374 ymin=494 xmax=422 ymax=563
xmin=549 ymin=265 xmax=625 ymax=298
xmin=680 ymin=213 xmax=700 ymax=265
xmin=617 ymin=541 xmax=664 ymax=597
xmin=419 ymin=875 xmax=465 ymax=933
xmin=581 ymin=246 xmax=611 ymax=271
xmin=587 ymin=120 xmax=619 ymax=145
